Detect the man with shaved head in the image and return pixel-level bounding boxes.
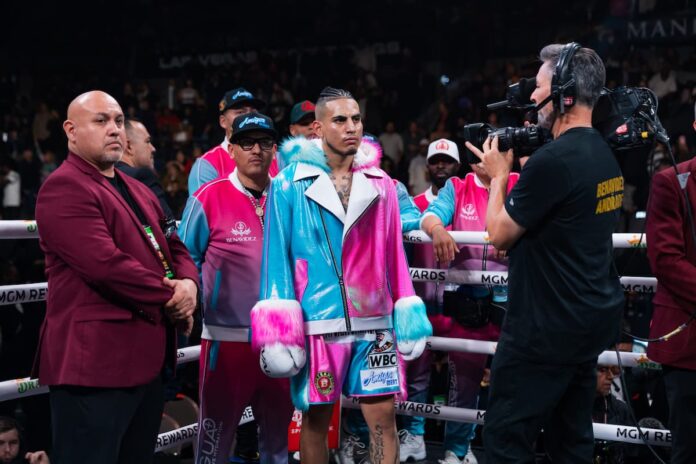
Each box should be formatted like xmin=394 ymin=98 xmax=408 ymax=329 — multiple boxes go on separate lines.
xmin=117 ymin=118 xmax=173 ymax=217
xmin=34 ymin=91 xmax=199 ymax=464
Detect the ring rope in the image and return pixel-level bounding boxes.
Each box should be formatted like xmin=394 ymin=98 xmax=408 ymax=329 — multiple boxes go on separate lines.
xmin=0 ymin=337 xmax=659 ymax=403
xmin=153 ymin=397 xmax=672 ymax=452
xmin=409 ymin=268 xmax=656 ymax=293
xmin=0 ymin=270 xmax=657 ymax=307
xmin=0 ymin=220 xmax=647 ymax=249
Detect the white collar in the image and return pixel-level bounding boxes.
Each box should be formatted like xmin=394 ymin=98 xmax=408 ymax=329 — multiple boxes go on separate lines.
xmin=228 ymin=168 xmax=270 ymax=196
xmin=221 ymin=137 xmax=229 ymax=152
xmin=473 ymin=174 xmax=488 ymax=189
xmin=425 ymin=186 xmax=437 ymax=203
xmin=293 ymin=161 xmax=383 ymax=182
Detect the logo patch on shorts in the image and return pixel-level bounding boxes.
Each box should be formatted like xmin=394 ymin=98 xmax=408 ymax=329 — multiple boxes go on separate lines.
xmin=314 ymin=371 xmax=334 ymax=395
xmin=371 ymin=330 xmax=395 ymax=354
xmin=368 ymin=331 xmax=397 ymax=368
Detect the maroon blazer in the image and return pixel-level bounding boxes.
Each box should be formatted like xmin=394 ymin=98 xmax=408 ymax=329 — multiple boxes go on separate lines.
xmin=646 ymin=157 xmax=696 ymax=370
xmin=34 ymin=153 xmax=199 ymax=387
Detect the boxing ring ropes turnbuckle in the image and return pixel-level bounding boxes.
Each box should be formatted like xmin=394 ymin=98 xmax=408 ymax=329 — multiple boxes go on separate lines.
xmin=0 ymin=220 xmax=669 ymax=452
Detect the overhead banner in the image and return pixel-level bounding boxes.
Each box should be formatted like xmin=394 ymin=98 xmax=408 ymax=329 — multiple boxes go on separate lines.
xmin=627 ymin=16 xmax=696 ymax=43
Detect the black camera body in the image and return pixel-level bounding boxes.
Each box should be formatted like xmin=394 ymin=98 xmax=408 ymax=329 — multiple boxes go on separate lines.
xmin=462 ymin=85 xmax=662 ymax=164
xmin=592 ymin=86 xmax=664 ymax=151
xmin=460 ymin=123 xmax=553 ymax=164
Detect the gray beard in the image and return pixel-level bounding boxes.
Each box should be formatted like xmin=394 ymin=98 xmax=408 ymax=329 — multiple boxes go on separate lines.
xmin=537 ymin=107 xmax=556 ymax=130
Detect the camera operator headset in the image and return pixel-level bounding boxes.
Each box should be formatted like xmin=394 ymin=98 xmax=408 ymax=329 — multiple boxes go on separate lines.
xmin=463 ymin=43 xmax=627 ymax=463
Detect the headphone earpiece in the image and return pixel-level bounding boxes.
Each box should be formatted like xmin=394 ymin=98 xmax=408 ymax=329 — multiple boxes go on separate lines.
xmin=551 ymin=42 xmax=581 ymax=114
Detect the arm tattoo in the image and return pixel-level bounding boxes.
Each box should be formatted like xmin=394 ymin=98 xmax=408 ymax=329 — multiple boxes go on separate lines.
xmin=330 ymin=172 xmax=352 ymax=211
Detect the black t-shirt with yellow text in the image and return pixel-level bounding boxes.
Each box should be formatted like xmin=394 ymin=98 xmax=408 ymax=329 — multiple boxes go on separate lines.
xmin=502 ymin=127 xmax=624 ymax=364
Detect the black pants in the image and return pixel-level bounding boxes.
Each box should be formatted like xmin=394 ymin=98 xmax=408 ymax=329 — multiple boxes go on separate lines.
xmin=483 ymin=346 xmax=597 ymax=463
xmin=663 ymin=366 xmax=696 ymax=464
xmin=49 ymin=375 xmax=164 ymax=464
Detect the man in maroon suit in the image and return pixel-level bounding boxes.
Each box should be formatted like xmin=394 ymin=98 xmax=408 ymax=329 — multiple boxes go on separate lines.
xmin=646 ymin=105 xmax=696 ymax=464
xmin=34 ymin=91 xmax=199 ymax=464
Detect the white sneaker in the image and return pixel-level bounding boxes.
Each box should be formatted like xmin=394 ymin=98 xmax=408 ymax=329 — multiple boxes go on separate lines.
xmin=438 ymin=449 xmax=478 ymax=464
xmin=339 ymin=432 xmax=370 ymax=464
xmin=463 ymin=448 xmax=478 ymax=464
xmin=398 ymin=430 xmax=426 ymax=462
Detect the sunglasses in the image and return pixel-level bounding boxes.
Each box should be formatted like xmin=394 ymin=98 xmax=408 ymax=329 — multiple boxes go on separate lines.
xmin=236 ymin=138 xmax=274 ymax=151
xmin=597 ymin=366 xmax=621 ymax=376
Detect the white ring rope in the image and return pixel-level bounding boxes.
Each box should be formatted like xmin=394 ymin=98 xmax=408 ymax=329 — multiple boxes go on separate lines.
xmin=409 ymin=268 xmax=656 ymax=293
xmin=0 ymin=346 xmax=201 ymax=402
xmin=0 ymin=270 xmax=657 ymax=307
xmin=155 ymin=406 xmax=255 ymax=452
xmin=341 ymin=398 xmax=671 ymax=447
xmin=404 ymin=230 xmax=647 ymax=249
xmin=0 ymin=337 xmax=659 ymax=403
xmin=153 ymin=397 xmax=672 ymax=452
xmin=0 ymin=220 xmax=39 ymax=239
xmin=0 ymin=220 xmax=648 ymax=249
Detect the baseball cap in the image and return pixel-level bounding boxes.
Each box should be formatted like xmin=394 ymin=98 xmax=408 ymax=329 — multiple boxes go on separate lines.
xmin=427 ymin=138 xmax=460 ymax=163
xmin=230 ymin=112 xmax=278 ymax=142
xmin=218 ymin=87 xmax=265 ymax=113
xmin=289 ymin=100 xmax=316 ymax=124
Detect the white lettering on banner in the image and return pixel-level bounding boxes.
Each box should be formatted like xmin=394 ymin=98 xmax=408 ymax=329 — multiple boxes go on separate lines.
xmin=199 ymin=418 xmax=221 ymax=462
xmin=360 ymin=367 xmax=399 ymax=391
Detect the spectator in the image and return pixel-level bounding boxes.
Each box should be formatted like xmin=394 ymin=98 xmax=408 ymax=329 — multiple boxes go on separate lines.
xmin=174 ymin=150 xmax=193 ymax=175
xmin=648 ymin=61 xmax=677 ymax=100
xmin=403 ymin=121 xmax=424 ymax=162
xmin=0 ymin=159 xmax=21 ymax=219
xmin=177 ymin=78 xmax=201 ymax=109
xmin=645 ymin=102 xmax=696 ymax=463
xmin=117 ymin=119 xmax=173 ymax=218
xmin=379 ymin=121 xmax=404 ymax=166
xmin=0 ymin=416 xmax=50 ymax=464
xmin=288 ymin=100 xmax=316 ymax=139
xmin=39 ymin=150 xmax=57 ymax=184
xmin=16 ymin=149 xmax=41 ymax=218
xmin=161 ymin=160 xmax=188 ymax=217
xmin=408 ymin=138 xmax=430 ymax=195
xmin=591 ymin=365 xmax=633 ymax=463
xmin=31 ymin=103 xmax=58 ymax=153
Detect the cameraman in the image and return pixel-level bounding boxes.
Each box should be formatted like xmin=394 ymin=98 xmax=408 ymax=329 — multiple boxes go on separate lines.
xmin=467 ymin=43 xmax=625 ymax=462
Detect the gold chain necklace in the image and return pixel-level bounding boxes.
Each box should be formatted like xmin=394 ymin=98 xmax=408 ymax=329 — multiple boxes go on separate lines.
xmin=241 ymin=187 xmax=267 ymax=232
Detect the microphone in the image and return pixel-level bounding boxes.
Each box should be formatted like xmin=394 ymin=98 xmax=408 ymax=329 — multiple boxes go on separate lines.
xmin=487 ymin=77 xmax=537 ymax=111
xmin=637 ymin=417 xmax=665 ymax=430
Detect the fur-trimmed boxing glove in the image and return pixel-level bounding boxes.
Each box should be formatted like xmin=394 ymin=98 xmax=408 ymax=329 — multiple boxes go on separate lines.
xmin=393 ymin=295 xmax=432 ymax=361
xmin=251 ymin=299 xmax=306 ymax=377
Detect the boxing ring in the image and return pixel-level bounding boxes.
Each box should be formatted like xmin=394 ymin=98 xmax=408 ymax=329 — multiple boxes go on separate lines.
xmin=0 ymin=220 xmax=669 ymax=452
